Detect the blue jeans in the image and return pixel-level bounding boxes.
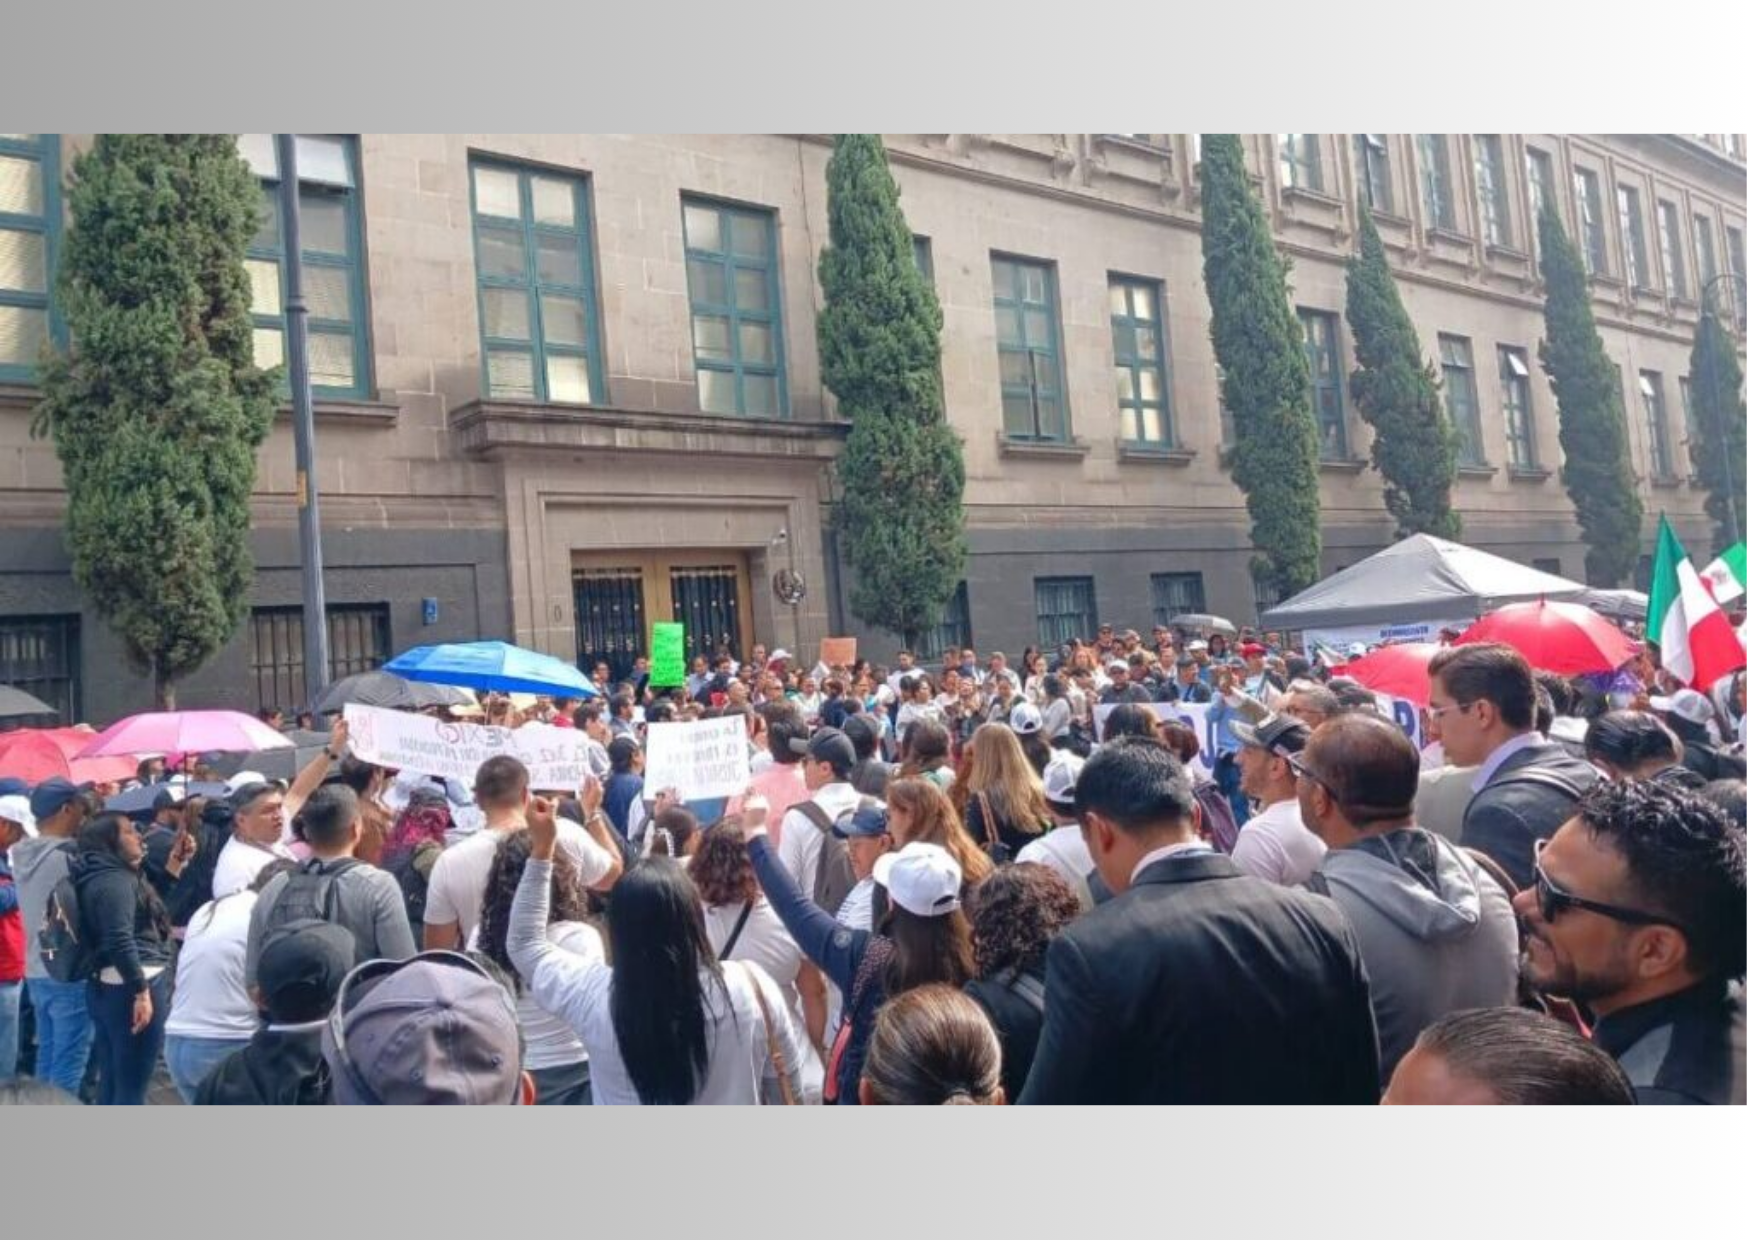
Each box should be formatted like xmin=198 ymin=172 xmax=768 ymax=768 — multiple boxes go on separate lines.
xmin=25 ymin=976 xmax=93 ymax=1096
xmin=165 ymin=1033 xmax=252 ymax=1103
xmin=0 ymin=980 xmax=20 ymax=1079
xmin=88 ymin=973 xmax=171 ymax=1106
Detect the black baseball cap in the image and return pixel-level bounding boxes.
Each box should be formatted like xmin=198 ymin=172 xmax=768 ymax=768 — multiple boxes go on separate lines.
xmin=1230 ymin=714 xmax=1311 ymax=757
xmin=257 ymin=919 xmax=356 ymax=1023
xmin=789 ymin=727 xmax=856 ymax=774
xmin=833 ymin=800 xmax=890 ymax=840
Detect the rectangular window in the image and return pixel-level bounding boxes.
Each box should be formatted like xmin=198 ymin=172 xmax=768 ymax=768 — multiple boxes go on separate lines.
xmin=0 ymin=613 xmax=80 ymax=725
xmin=1416 ymin=135 xmax=1455 ymax=231
xmin=469 ymin=161 xmax=605 ymax=406
xmin=1658 ymin=201 xmax=1689 ymax=299
xmin=239 ymin=134 xmax=370 ymax=398
xmin=1035 ymin=577 xmax=1096 ymax=648
xmin=1251 ymin=569 xmax=1283 ymax=623
xmin=1439 ymin=335 xmax=1485 ymax=466
xmin=1150 ymin=573 xmax=1206 ymax=627
xmin=1728 ymin=226 xmax=1746 ymax=321
xmin=1278 ymin=134 xmax=1322 ymax=192
xmin=1298 ymin=308 xmax=1347 ymax=459
xmin=1355 ymin=134 xmax=1392 ymax=214
xmin=1498 ymin=346 xmax=1536 ymax=470
xmin=1639 ymin=370 xmax=1673 ymax=479
xmin=993 ymin=255 xmax=1067 ymax=441
xmin=914 ymin=581 xmax=971 ymax=663
xmin=1109 ymin=276 xmax=1172 ymax=445
xmin=1216 ymin=362 xmax=1236 ymax=446
xmin=1633 ymin=554 xmax=1654 ymax=594
xmin=250 ymin=603 xmax=391 ymax=712
xmin=1473 ymin=135 xmax=1511 ymax=247
xmin=0 ymin=134 xmax=60 ymax=383
xmin=1525 ymin=147 xmax=1556 ymax=224
xmin=911 ymin=235 xmax=934 ymax=286
xmin=682 ymin=198 xmax=786 ymax=418
xmin=1618 ymin=185 xmax=1650 ymax=289
xmin=1678 ymin=375 xmax=1699 ymax=477
xmin=1574 ymin=169 xmax=1607 ymax=275
xmin=1532 ymin=558 xmax=1563 ymax=576
xmin=1695 ymin=215 xmax=1719 ymax=285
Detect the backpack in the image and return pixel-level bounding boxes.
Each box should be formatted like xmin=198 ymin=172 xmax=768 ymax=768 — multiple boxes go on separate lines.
xmin=38 ymin=843 xmax=95 ymax=983
xmin=261 ymin=857 xmax=361 ymax=943
xmin=794 ymin=801 xmax=857 ymax=917
xmin=386 ymin=842 xmax=440 ymax=931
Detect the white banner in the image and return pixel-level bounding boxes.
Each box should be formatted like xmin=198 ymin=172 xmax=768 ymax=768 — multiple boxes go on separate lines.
xmin=343 ymin=704 xmax=597 ymax=791
xmin=1094 ymin=702 xmax=1216 ymax=775
xmin=1304 ymin=619 xmax=1467 ymax=655
xmin=641 ymin=716 xmax=751 ymax=802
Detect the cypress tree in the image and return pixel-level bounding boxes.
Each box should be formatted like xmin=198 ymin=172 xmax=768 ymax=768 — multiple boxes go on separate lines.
xmin=1344 ymin=207 xmax=1461 ymax=539
xmin=1686 ymin=291 xmax=1746 ymax=553
xmin=1198 ymin=134 xmax=1322 ymax=597
xmin=817 ymin=134 xmax=965 ymax=648
xmin=33 ymin=135 xmax=276 ymax=708
xmin=1535 ymin=205 xmax=1642 ymax=586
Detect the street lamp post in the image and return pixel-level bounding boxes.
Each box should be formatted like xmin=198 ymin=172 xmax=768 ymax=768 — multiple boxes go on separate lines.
xmin=275 ymin=134 xmax=331 ymax=708
xmin=1698 ymin=271 xmax=1744 ymax=547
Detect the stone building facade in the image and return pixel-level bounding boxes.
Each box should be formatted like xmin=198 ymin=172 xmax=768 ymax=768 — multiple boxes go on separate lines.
xmin=1 ymin=132 xmax=1743 ymax=723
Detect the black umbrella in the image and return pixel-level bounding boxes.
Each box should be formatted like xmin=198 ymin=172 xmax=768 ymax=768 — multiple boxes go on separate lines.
xmin=106 ymin=781 xmax=229 ymax=815
xmin=313 ymin=671 xmax=471 ymax=715
xmin=204 ymin=730 xmax=333 ymax=782
xmin=1167 ymin=613 xmax=1238 ymax=638
xmin=0 ymin=685 xmax=56 ymax=720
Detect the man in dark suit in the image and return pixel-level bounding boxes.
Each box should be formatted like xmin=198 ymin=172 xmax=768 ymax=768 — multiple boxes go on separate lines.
xmin=1427 ymin=643 xmax=1598 ymax=890
xmin=1018 ymin=736 xmax=1380 ymax=1104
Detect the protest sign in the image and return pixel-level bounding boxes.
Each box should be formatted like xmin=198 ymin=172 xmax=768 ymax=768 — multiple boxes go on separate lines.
xmin=650 ymin=622 xmax=686 ymax=687
xmin=1375 ymin=692 xmax=1424 ymax=750
xmin=641 ymin=716 xmax=751 ymax=802
xmin=343 ymin=704 xmax=598 ymax=790
xmin=1093 ymin=702 xmax=1215 ymax=775
xmin=819 ymin=636 xmax=857 ymax=668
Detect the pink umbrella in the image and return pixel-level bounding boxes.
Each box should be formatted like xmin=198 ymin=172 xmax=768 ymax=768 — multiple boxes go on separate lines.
xmin=76 ymin=711 xmax=294 ymax=759
xmin=1456 ymin=600 xmax=1636 ymax=676
xmin=1340 ymin=643 xmax=1443 ymax=707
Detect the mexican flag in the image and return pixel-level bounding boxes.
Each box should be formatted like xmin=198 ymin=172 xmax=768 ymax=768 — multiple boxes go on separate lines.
xmin=1700 ymin=541 xmax=1746 ymax=606
xmin=1647 ymin=517 xmax=1747 ymax=690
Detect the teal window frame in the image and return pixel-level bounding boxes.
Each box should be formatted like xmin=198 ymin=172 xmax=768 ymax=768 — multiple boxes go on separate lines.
xmin=1109 ymin=274 xmax=1174 ymax=446
xmin=1639 ymin=370 xmax=1673 ymax=479
xmin=1499 ymin=346 xmax=1536 ymax=470
xmin=1438 ymin=334 xmax=1485 ymax=466
xmin=1298 ymin=308 xmax=1348 ymax=459
xmin=1278 ymin=134 xmax=1322 ymax=192
xmin=1035 ymin=576 xmax=1096 ymax=648
xmin=1473 ymin=135 xmax=1511 ymax=247
xmin=1658 ymin=201 xmax=1688 ymax=299
xmin=1574 ymin=168 xmax=1608 ymax=276
xmin=245 ymin=134 xmax=371 ymax=400
xmin=681 ymin=197 xmax=787 ymax=419
xmin=468 ymin=159 xmax=607 ymax=406
xmin=0 ymin=133 xmax=61 ymax=384
xmin=1618 ymin=185 xmax=1650 ymax=290
xmin=1416 ymin=135 xmax=1456 ymax=231
xmin=1355 ymin=134 xmax=1392 ymax=214
xmin=993 ymin=254 xmax=1068 ymax=442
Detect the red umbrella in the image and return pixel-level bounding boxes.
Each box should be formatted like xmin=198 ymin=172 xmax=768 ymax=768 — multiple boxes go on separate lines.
xmin=1456 ymin=599 xmax=1636 ymax=676
xmin=1340 ymin=643 xmax=1443 ymax=707
xmin=0 ymin=728 xmax=141 ymax=785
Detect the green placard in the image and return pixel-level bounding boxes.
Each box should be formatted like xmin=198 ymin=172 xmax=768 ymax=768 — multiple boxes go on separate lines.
xmin=650 ymin=622 xmax=686 ymax=687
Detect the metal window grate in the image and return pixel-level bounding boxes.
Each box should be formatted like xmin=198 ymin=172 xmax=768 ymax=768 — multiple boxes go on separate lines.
xmin=1035 ymin=577 xmax=1096 ymax=648
xmin=1150 ymin=573 xmax=1207 ymax=628
xmin=915 ymin=582 xmax=972 ymax=663
xmin=0 ymin=614 xmax=81 ymax=727
xmin=250 ymin=604 xmax=390 ymax=711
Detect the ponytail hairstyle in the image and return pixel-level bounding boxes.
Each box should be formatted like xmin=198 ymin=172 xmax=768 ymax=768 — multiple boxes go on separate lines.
xmin=860 ymin=984 xmax=1003 ymax=1105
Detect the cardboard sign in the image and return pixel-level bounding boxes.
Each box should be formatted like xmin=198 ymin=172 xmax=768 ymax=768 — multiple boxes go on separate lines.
xmin=641 ymin=716 xmax=750 ymax=802
xmin=649 ymin=622 xmax=687 ymax=688
xmin=819 ymin=636 xmax=857 ymax=668
xmin=343 ymin=704 xmax=597 ymax=791
xmin=1093 ymin=701 xmax=1215 ymax=775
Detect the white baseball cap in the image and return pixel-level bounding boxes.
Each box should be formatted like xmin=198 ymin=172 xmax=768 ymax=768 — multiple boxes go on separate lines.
xmin=0 ymin=794 xmax=37 ymax=837
xmin=1042 ymin=751 xmax=1085 ymax=807
xmin=1008 ymin=702 xmax=1044 ymax=735
xmin=226 ymin=771 xmax=273 ymax=795
xmin=1649 ymin=689 xmax=1715 ymax=727
xmin=871 ymin=843 xmax=963 ymax=918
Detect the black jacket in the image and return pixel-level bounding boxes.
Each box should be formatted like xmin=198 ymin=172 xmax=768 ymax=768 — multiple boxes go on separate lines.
xmin=194 ymin=1025 xmax=331 ymax=1105
xmin=1018 ymin=852 xmax=1380 ymax=1104
xmin=72 ymin=850 xmax=171 ymax=993
xmin=1461 ymin=739 xmax=1600 ymax=890
xmin=1592 ymin=979 xmax=1745 ymax=1106
xmin=966 ymin=963 xmax=1047 ymax=1101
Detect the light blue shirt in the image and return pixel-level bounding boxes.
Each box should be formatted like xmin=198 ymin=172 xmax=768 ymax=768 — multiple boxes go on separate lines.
xmin=1471 ymin=731 xmax=1544 ymax=793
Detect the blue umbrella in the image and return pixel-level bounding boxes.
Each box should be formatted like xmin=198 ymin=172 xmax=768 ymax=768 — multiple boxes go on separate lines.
xmin=383 ymin=641 xmax=599 ymax=698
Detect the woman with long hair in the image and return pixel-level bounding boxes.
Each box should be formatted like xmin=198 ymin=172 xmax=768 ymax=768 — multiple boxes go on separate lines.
xmin=964 ymin=863 xmax=1082 ymax=1100
xmin=73 ymin=812 xmax=174 ymax=1105
xmin=859 ymin=984 xmax=1005 ymax=1106
xmin=508 ymin=786 xmax=802 ymax=1105
xmin=898 ymin=719 xmax=956 ymax=793
xmin=737 ymin=792 xmax=975 ymax=1105
xmin=962 ymin=724 xmax=1051 ymax=862
xmin=885 ymin=777 xmax=994 ymax=889
xmin=947 ymin=730 xmax=977 ymax=826
xmin=1021 ymin=648 xmax=1049 ymax=705
xmin=479 ymin=831 xmax=602 ymax=1105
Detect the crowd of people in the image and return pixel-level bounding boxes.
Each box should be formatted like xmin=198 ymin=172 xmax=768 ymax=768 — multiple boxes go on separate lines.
xmin=0 ymin=619 xmax=1743 ymax=1106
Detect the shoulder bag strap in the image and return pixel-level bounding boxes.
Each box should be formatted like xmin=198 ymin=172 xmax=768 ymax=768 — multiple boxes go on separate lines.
xmin=739 ymin=962 xmax=797 ymax=1106
xmin=719 ymin=900 xmax=754 ymax=960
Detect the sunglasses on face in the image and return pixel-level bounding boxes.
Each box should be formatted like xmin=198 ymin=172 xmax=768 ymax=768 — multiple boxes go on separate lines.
xmin=1531 ymin=839 xmax=1689 ymax=936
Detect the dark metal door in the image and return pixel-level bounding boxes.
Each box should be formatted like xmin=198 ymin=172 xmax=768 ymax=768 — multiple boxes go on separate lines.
xmin=669 ymin=565 xmax=742 ymax=665
xmin=573 ymin=567 xmax=646 ymax=683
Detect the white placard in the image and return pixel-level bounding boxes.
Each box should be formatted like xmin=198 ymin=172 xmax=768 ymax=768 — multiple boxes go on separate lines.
xmin=641 ymin=716 xmax=751 ymax=802
xmin=1093 ymin=701 xmax=1215 ymax=774
xmin=1304 ymin=619 xmax=1467 ymax=655
xmin=343 ymin=704 xmax=596 ymax=791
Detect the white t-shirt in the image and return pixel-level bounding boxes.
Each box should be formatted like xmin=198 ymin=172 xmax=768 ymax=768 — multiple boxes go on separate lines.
xmin=166 ymin=892 xmax=261 ymax=1040
xmin=1229 ymin=797 xmax=1326 ymax=888
xmin=515 ymin=921 xmax=604 ymax=1071
xmin=836 ymin=878 xmax=876 ymax=932
xmin=211 ymin=837 xmax=295 ymax=899
xmin=425 ymin=821 xmax=613 ymax=944
xmin=776 ymin=783 xmax=862 ymax=896
xmin=703 ymin=896 xmax=824 ymax=1100
xmin=1016 ymin=823 xmax=1097 ymax=905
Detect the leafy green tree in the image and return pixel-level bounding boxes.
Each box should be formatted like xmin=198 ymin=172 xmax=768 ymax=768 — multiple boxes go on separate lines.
xmin=1199 ymin=134 xmax=1322 ymax=597
xmin=817 ymin=134 xmax=965 ymax=647
xmin=1686 ymin=290 xmax=1747 ymax=553
xmin=34 ymin=135 xmax=276 ymax=707
xmin=1345 ymin=207 xmax=1461 ymax=539
xmin=1535 ymin=206 xmax=1642 ymax=586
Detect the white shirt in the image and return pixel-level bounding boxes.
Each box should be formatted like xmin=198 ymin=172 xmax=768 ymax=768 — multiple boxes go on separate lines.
xmin=425 ymin=820 xmax=613 ymax=944
xmin=166 ymin=892 xmax=261 ymax=1040
xmin=1016 ymin=823 xmax=1097 ymax=905
xmin=776 ymin=782 xmax=862 ymax=895
xmin=1471 ymin=731 xmax=1544 ymax=792
xmin=703 ymin=896 xmax=824 ymax=1101
xmin=514 ymin=921 xmax=603 ymax=1071
xmin=211 ymin=836 xmax=295 ymax=899
xmin=836 ymin=878 xmax=876 ymax=932
xmin=1229 ymin=797 xmax=1326 ymax=888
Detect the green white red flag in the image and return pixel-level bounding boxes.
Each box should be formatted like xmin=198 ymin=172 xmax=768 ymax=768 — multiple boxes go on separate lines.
xmin=1646 ymin=518 xmax=1746 ymax=690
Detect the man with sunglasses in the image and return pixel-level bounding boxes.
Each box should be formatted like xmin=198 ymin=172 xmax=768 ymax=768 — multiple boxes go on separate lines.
xmin=1426 ymin=643 xmax=1598 ymax=890
xmin=1517 ymin=780 xmax=1744 ymax=1105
